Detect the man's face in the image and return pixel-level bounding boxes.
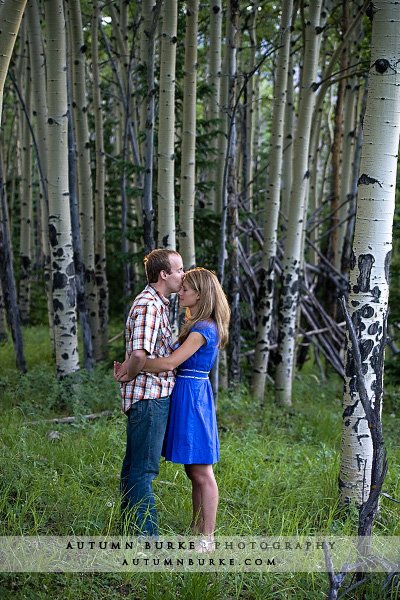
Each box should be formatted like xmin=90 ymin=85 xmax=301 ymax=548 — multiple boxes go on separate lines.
xmin=165 ymin=254 xmax=185 ymax=294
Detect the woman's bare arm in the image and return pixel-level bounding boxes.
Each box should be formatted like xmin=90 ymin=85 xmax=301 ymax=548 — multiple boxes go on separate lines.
xmin=144 ymin=332 xmax=206 ymax=373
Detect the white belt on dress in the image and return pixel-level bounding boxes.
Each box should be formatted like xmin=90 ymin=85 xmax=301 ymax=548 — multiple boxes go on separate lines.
xmin=176 ymin=368 xmax=209 ymax=380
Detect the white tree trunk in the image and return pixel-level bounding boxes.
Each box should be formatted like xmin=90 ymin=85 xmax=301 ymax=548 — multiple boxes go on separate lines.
xmin=67 ymin=0 xmax=100 ymax=360
xmin=0 ymin=0 xmax=28 ymax=126
xmin=157 ymin=0 xmax=177 ymax=249
xmin=339 ymin=0 xmax=400 ymax=505
xmin=280 ymin=50 xmax=294 ymax=224
xmin=251 ymin=0 xmax=293 ymax=401
xmin=44 ymin=0 xmax=80 ymax=378
xmin=179 ymin=0 xmax=198 ymax=269
xmin=26 ymin=0 xmax=54 ymax=351
xmin=274 ymin=0 xmax=323 ymax=406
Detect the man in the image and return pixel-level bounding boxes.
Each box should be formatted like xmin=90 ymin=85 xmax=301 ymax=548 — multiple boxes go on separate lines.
xmin=114 ymin=249 xmax=184 ymax=535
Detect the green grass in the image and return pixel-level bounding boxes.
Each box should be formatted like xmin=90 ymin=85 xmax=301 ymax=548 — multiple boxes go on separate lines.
xmin=1 ymin=328 xmax=400 ymax=598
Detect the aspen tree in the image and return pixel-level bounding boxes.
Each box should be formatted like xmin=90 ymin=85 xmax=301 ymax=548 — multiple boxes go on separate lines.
xmin=139 ymin=0 xmax=158 ymax=254
xmin=337 ymin=76 xmax=358 ymax=271
xmin=157 ymin=0 xmax=177 ymax=250
xmin=251 ymin=0 xmax=293 ymax=401
xmin=242 ymin=1 xmax=257 ymax=221
xmin=339 ymin=0 xmax=400 ymax=505
xmin=281 ymin=50 xmax=294 ymax=223
xmin=226 ymin=0 xmax=240 ymax=384
xmin=207 ymin=0 xmax=222 ymax=211
xmin=67 ymin=0 xmax=100 ymax=360
xmin=275 ymin=0 xmax=323 ymax=406
xmin=179 ymin=0 xmax=198 ymax=269
xmin=215 ymin=6 xmax=230 ymax=216
xmin=17 ymin=21 xmax=33 ymax=325
xmin=0 ymin=154 xmax=26 ymax=371
xmin=139 ymin=0 xmax=156 ymax=165
xmin=0 ymin=0 xmax=28 ymax=126
xmin=26 ymin=0 xmax=54 ymax=350
xmin=92 ymin=0 xmax=109 ymax=353
xmin=44 ymin=0 xmax=80 ymax=378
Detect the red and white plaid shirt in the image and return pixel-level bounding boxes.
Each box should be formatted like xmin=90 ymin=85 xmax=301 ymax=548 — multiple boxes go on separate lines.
xmin=120 ymin=285 xmax=175 ymax=412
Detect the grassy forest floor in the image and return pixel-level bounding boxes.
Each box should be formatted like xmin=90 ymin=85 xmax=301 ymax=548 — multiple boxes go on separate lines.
xmin=1 ymin=326 xmax=400 ymax=599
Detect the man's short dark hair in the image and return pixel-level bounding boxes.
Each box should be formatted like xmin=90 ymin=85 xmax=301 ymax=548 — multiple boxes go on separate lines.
xmin=144 ymin=249 xmax=181 ymax=284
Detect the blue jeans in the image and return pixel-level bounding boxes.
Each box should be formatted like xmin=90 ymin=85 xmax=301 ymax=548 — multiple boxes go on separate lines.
xmin=120 ymin=396 xmax=170 ymax=536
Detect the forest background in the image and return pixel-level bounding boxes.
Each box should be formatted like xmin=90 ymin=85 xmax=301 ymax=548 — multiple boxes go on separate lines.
xmin=1 ymin=0 xmax=400 ymax=598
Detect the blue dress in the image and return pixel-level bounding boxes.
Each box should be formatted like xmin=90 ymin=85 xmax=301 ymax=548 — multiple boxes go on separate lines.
xmin=162 ymin=320 xmax=219 ymax=465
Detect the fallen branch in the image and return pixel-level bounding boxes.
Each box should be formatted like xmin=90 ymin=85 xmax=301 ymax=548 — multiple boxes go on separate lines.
xmin=22 ymin=410 xmax=113 ymax=426
xmin=108 ymin=331 xmax=124 ymax=344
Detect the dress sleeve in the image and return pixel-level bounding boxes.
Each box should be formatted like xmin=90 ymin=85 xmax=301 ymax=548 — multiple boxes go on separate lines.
xmin=191 ymin=321 xmax=218 ymax=347
xmin=129 ymin=303 xmax=161 ymax=355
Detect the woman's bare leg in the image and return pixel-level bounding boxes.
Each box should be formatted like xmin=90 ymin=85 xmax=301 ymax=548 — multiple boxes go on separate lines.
xmin=184 ymin=464 xmax=218 ymax=537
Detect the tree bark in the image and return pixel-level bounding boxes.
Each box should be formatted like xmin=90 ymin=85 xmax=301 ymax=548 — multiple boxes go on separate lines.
xmin=26 ymin=0 xmax=54 ymax=352
xmin=0 ymin=0 xmax=28 ymax=126
xmin=179 ymin=0 xmax=198 ymax=269
xmin=206 ymin=0 xmax=222 ymax=211
xmin=157 ymin=0 xmax=177 ymax=250
xmin=17 ymin=20 xmax=33 ymax=325
xmin=251 ymin=0 xmax=293 ymax=402
xmin=274 ymin=0 xmax=323 ymax=406
xmin=226 ymin=0 xmax=240 ymax=385
xmin=44 ymin=0 xmax=80 ymax=378
xmin=140 ymin=0 xmax=159 ymax=255
xmin=91 ymin=0 xmax=109 ymax=355
xmin=0 ymin=154 xmax=26 ymax=371
xmin=339 ymin=0 xmax=400 ymax=505
xmin=66 ymin=0 xmax=100 ymax=360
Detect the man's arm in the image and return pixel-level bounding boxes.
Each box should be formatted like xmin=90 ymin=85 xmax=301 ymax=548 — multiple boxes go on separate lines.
xmin=114 ymin=349 xmax=147 ymax=383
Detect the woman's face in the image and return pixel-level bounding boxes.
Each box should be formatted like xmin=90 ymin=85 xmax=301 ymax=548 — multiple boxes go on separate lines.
xmin=178 ymin=281 xmax=200 ymax=313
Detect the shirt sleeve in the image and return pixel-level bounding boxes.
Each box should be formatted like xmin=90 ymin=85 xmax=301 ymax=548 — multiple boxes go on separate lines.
xmin=128 ymin=303 xmax=161 ymax=355
xmin=191 ymin=321 xmax=218 ymax=346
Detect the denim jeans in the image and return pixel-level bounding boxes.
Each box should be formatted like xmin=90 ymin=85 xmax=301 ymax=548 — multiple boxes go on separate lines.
xmin=120 ymin=395 xmax=170 ymax=536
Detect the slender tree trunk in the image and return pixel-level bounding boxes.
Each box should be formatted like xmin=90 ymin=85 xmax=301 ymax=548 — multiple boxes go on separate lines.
xmin=251 ymin=0 xmax=293 ymax=402
xmin=0 ymin=154 xmax=26 ymax=372
xmin=339 ymin=0 xmax=400 ymax=505
xmin=179 ymin=0 xmax=198 ymax=269
xmin=67 ymin=72 xmax=94 ymax=372
xmin=92 ymin=0 xmax=109 ymax=355
xmin=66 ymin=0 xmax=100 ymax=361
xmin=215 ymin=7 xmax=230 ymax=216
xmin=0 ymin=0 xmax=28 ymax=126
xmin=241 ymin=1 xmax=257 ymax=229
xmin=281 ymin=50 xmax=294 ymax=225
xmin=275 ymin=0 xmax=323 ymax=406
xmin=18 ymin=21 xmax=33 ymax=325
xmin=326 ymin=1 xmax=348 ymax=319
xmin=206 ymin=0 xmax=222 ymax=211
xmin=26 ymin=0 xmax=54 ymax=352
xmin=226 ymin=0 xmax=240 ymax=385
xmin=157 ymin=0 xmax=177 ymax=250
xmin=140 ymin=0 xmax=159 ymax=255
xmin=44 ymin=0 xmax=79 ymax=378
xmin=337 ymin=76 xmax=357 ymax=269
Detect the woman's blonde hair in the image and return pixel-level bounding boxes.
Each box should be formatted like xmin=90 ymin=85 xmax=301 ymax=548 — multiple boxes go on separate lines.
xmin=178 ymin=268 xmax=230 ymax=349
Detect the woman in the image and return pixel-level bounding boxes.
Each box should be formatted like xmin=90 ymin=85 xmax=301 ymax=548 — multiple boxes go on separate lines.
xmin=144 ymin=268 xmax=230 ymax=547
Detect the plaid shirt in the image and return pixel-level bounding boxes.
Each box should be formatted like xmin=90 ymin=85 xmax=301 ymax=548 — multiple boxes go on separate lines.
xmin=120 ymin=285 xmax=175 ymax=412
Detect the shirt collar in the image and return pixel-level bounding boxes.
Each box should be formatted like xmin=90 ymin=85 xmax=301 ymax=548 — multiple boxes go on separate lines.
xmin=146 ymin=284 xmax=170 ymax=307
